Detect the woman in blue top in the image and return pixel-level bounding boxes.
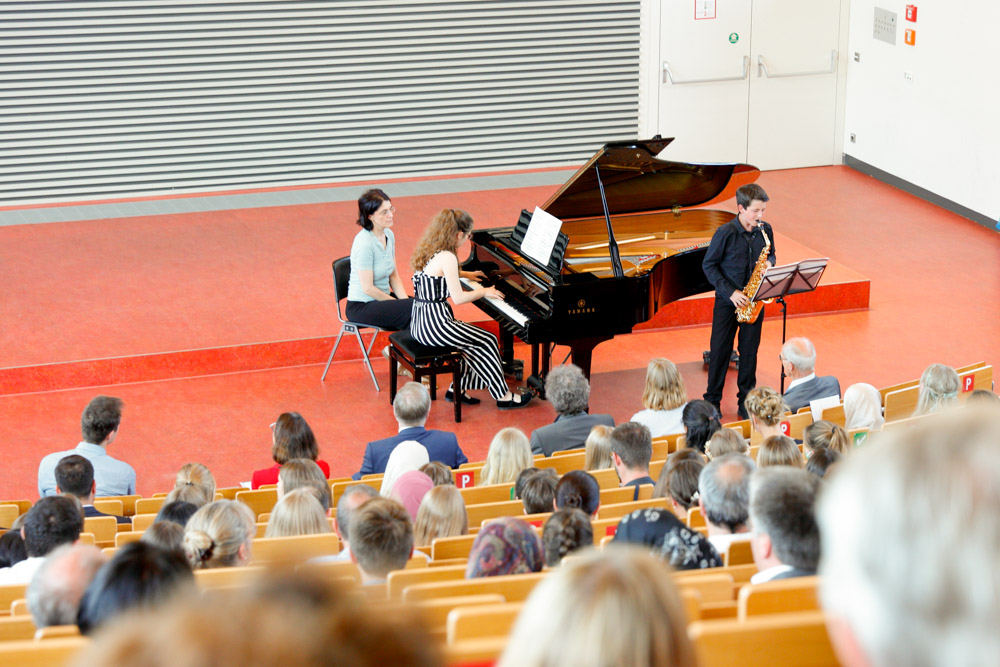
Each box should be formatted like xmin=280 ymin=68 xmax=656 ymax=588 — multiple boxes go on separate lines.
xmin=345 ymin=189 xmax=414 ymax=330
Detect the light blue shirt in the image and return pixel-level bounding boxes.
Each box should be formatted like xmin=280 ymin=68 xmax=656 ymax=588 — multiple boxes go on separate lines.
xmin=37 ymin=442 xmax=137 ymax=498
xmin=347 ymin=228 xmax=397 ymax=302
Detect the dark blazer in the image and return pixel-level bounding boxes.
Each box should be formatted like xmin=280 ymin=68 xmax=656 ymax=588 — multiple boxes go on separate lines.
xmin=783 ymin=375 xmax=841 ymax=413
xmin=353 ymin=426 xmax=466 ymax=479
xmin=530 ymin=413 xmax=615 ymax=457
xmin=771 ymin=567 xmax=817 ymax=581
xmin=84 ymin=504 xmax=130 ymax=525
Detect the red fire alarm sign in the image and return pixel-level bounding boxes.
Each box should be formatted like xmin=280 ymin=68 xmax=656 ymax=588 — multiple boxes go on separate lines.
xmin=905 ymin=5 xmax=917 ymax=22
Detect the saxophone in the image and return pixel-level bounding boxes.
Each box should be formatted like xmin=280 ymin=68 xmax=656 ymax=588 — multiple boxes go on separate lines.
xmin=735 ymin=226 xmax=772 ymax=324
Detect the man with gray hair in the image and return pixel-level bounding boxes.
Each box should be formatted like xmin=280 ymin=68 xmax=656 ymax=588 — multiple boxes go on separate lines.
xmin=748 ymin=467 xmax=821 ymax=583
xmin=698 ymin=453 xmax=756 ymax=558
xmin=780 ymin=337 xmax=840 ymax=413
xmin=27 ymin=544 xmax=107 ymax=628
xmin=353 ymin=381 xmax=466 ymax=479
xmin=530 ymin=364 xmax=614 ymax=456
xmin=818 ymin=406 xmax=1000 ymax=667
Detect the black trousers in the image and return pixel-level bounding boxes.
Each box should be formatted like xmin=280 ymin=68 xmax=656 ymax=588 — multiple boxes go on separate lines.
xmin=345 ymin=297 xmax=413 ymax=331
xmin=703 ymin=296 xmax=764 ymax=412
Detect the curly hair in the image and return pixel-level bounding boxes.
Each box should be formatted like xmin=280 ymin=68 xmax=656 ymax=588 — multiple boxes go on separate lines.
xmin=410 ymin=208 xmax=474 ymax=272
xmin=545 ymin=364 xmax=590 ymax=416
xmin=744 ymin=387 xmax=787 ymax=427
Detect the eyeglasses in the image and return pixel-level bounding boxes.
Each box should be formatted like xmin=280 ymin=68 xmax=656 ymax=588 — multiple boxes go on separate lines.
xmin=374 ymin=206 xmax=396 ymax=217
xmin=269 ymin=422 xmax=276 ymax=431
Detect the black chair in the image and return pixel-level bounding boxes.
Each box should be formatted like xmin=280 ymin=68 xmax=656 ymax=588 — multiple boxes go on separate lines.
xmin=388 ymin=330 xmax=464 ymax=423
xmin=321 ymin=257 xmax=386 ymax=391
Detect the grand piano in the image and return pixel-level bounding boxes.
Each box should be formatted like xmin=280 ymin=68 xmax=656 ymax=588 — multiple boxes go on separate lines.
xmin=461 ymin=137 xmax=759 ymax=395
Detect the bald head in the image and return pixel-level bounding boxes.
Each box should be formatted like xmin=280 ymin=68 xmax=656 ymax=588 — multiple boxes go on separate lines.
xmin=27 ymin=544 xmax=108 ymax=628
xmin=335 ymin=485 xmax=380 ymax=543
xmin=699 ymin=454 xmax=756 ymax=534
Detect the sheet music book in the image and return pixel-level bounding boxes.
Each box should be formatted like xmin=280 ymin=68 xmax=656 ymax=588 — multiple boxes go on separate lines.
xmin=520 ymin=206 xmax=564 ymax=267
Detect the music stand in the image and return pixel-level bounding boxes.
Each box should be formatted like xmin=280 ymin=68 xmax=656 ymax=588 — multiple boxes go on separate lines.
xmin=752 ymin=258 xmax=829 ymax=392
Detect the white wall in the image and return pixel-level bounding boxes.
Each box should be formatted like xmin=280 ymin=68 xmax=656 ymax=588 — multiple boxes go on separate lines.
xmin=844 ymin=1 xmax=1000 ymax=221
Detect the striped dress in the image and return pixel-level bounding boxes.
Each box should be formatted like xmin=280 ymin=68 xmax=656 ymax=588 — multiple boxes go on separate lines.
xmin=410 ymin=271 xmax=509 ymax=400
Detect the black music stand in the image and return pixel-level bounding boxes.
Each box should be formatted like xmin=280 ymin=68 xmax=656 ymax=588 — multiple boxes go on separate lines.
xmin=753 ymin=258 xmax=829 ymax=392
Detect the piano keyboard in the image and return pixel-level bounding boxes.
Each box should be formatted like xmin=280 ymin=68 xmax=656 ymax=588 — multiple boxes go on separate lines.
xmin=461 ymin=278 xmax=530 ymax=328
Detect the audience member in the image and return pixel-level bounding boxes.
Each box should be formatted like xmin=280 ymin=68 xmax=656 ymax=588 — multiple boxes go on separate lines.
xmin=0 ymin=530 xmax=27 ymax=569
xmin=681 ymin=399 xmax=722 ymax=453
xmin=513 ymin=467 xmax=540 ymax=500
xmin=27 ymin=544 xmax=107 ymax=629
xmin=380 ymin=440 xmax=430 ymax=496
xmin=413 ymin=485 xmax=468 ymax=547
xmin=653 ymin=458 xmax=704 ymax=522
xmin=913 ymin=363 xmax=960 ymax=417
xmin=155 ymin=501 xmax=198 ymax=528
xmin=466 ymin=517 xmax=543 ymax=578
xmin=419 ymin=461 xmax=454 ymax=486
xmin=388 ymin=470 xmax=435 ymax=521
xmin=265 ymin=488 xmax=332 ymax=538
xmin=277 ymin=458 xmax=331 ymax=511
xmin=252 ymin=412 xmax=330 ymax=489
xmin=38 ymin=395 xmax=136 ymax=498
xmin=610 ymin=422 xmax=654 ymax=498
xmin=749 ymin=467 xmax=821 ymax=583
xmin=613 ymin=507 xmax=721 ymax=570
xmin=481 ymin=427 xmax=533 ymax=485
xmin=141 ymin=521 xmax=186 ymax=555
xmin=497 ymin=548 xmax=697 ymax=667
xmin=165 ymin=462 xmax=216 ymax=508
xmin=803 ymin=420 xmax=850 ymax=456
xmin=630 ymin=357 xmax=688 ymax=437
xmin=756 ymin=434 xmax=804 ymax=468
xmin=54 ymin=454 xmax=129 ymax=524
xmin=744 ymin=386 xmax=788 ymax=440
xmin=77 ymin=542 xmax=193 ymax=634
xmin=183 ymin=499 xmax=255 ymax=570
xmin=805 ymin=447 xmax=841 ymax=479
xmin=520 ymin=470 xmax=558 ymax=515
xmin=968 ymin=388 xmax=1000 ymax=405
xmin=698 ymin=453 xmax=755 ymax=558
xmin=542 ymin=509 xmax=593 ymax=567
xmin=554 ymin=470 xmax=600 ymax=518
xmin=842 ymin=382 xmax=885 ymax=432
xmin=583 ymin=424 xmax=614 ymax=471
xmin=530 ymin=364 xmax=614 ymax=456
xmin=780 ymin=337 xmax=841 ymax=412
xmin=326 ymin=484 xmax=380 ymax=562
xmin=0 ymin=495 xmax=84 ymax=585
xmin=353 ymin=381 xmax=467 ymax=479
xmin=818 ymin=406 xmax=1000 ymax=667
xmin=350 ymin=497 xmax=413 ymax=584
xmin=707 ymin=426 xmax=748 ymax=459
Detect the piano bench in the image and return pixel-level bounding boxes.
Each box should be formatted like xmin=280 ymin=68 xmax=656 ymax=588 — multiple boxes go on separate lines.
xmin=387 ymin=330 xmax=464 ymax=423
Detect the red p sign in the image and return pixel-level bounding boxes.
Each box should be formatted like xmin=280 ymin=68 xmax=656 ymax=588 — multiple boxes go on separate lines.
xmin=455 ymin=471 xmax=475 ymax=488
xmin=780 ymin=420 xmax=791 ymax=435
xmin=962 ymin=374 xmax=975 ymax=393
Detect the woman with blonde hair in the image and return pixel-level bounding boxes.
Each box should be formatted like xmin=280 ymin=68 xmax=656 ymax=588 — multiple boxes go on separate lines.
xmin=914 ymin=363 xmax=960 ymax=417
xmin=707 ymin=427 xmax=749 ymax=460
xmin=744 ymin=386 xmax=788 ymax=440
xmin=183 ymin=500 xmax=256 ymax=569
xmin=277 ymin=458 xmax=331 ymax=511
xmin=165 ymin=462 xmax=216 ymax=508
xmin=497 ymin=547 xmax=697 ymax=667
xmin=630 ymin=357 xmax=688 ymax=437
xmin=756 ymin=435 xmax=804 ymax=468
xmin=251 ymin=412 xmax=330 ymax=489
xmin=843 ymin=382 xmax=885 ymax=432
xmin=409 ymin=208 xmax=532 ymax=409
xmin=480 ymin=427 xmax=533 ymax=485
xmin=413 ymin=485 xmax=468 ymax=547
xmin=264 ymin=488 xmax=332 ymax=538
xmin=583 ymin=424 xmax=614 ymax=471
xmin=803 ymin=420 xmax=850 ymax=456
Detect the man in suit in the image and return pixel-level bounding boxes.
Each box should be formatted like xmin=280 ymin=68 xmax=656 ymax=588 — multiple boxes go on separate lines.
xmin=530 ymin=364 xmax=614 ymax=456
xmin=54 ymin=455 xmax=130 ymax=524
xmin=780 ymin=337 xmax=841 ymax=413
xmin=748 ymin=467 xmax=820 ymax=584
xmin=353 ymin=381 xmax=466 ymax=479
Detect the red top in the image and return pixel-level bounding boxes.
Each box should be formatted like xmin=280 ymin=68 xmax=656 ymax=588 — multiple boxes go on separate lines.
xmin=250 ymin=459 xmax=330 ymax=489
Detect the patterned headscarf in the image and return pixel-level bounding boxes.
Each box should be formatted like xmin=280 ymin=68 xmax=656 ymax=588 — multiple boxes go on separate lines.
xmin=612 ymin=507 xmax=722 ymax=570
xmin=465 ymin=517 xmax=543 ymax=578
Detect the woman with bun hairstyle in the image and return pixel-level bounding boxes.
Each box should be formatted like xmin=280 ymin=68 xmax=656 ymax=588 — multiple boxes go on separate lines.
xmin=183 ymin=500 xmax=256 ymax=569
xmin=554 ymin=470 xmax=601 ymax=518
xmin=743 ymin=386 xmax=789 ymax=440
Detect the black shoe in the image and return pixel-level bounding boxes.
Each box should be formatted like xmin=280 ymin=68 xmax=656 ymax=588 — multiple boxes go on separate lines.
xmin=497 ymin=390 xmax=533 ymax=410
xmin=445 ymin=389 xmax=480 ymax=405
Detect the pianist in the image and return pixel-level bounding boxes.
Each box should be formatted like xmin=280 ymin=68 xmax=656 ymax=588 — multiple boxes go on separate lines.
xmin=530 ymin=364 xmax=614 ymax=456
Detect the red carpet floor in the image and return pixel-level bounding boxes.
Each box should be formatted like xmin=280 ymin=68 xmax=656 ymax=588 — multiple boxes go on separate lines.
xmin=1 ymin=165 xmax=998 ymax=501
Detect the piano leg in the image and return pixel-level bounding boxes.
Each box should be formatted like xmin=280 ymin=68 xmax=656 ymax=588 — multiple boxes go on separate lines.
xmin=569 ymin=337 xmax=612 ymax=381
xmin=498 ymin=329 xmax=523 ymax=380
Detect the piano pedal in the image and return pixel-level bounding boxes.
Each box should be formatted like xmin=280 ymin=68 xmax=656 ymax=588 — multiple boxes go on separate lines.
xmin=702 ymin=350 xmax=740 ymax=370
xmin=527 ymin=374 xmax=546 ymax=399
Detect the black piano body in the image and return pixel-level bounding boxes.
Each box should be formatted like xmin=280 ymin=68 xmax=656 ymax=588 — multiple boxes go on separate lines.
xmin=462 ymin=137 xmax=759 ymax=394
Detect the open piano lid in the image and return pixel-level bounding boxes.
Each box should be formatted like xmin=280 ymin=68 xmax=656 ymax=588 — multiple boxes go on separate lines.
xmin=541 ymin=137 xmax=760 ymax=222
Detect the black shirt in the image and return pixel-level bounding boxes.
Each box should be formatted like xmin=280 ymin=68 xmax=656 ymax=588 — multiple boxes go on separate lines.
xmin=702 ymin=217 xmax=776 ymax=300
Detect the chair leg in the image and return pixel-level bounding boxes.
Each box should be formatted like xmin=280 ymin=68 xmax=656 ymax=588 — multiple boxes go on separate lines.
xmin=452 ymin=362 xmax=462 ymax=423
xmin=363 ymin=330 xmax=381 ymax=357
xmin=389 ymin=349 xmax=399 ymax=405
xmin=321 ymin=329 xmax=348 ymax=381
xmin=352 ymin=329 xmax=380 ymax=392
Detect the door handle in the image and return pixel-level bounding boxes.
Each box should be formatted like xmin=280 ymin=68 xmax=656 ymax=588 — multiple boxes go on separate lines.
xmin=757 ymin=50 xmax=838 ymax=78
xmin=663 ymin=56 xmax=750 ymax=84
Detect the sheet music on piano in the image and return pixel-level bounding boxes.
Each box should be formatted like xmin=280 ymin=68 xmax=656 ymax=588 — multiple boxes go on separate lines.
xmin=520 ymin=206 xmax=563 ymax=267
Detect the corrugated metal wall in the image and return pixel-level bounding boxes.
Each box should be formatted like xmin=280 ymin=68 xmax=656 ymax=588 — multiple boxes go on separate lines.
xmin=0 ymin=1 xmax=641 ymax=203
